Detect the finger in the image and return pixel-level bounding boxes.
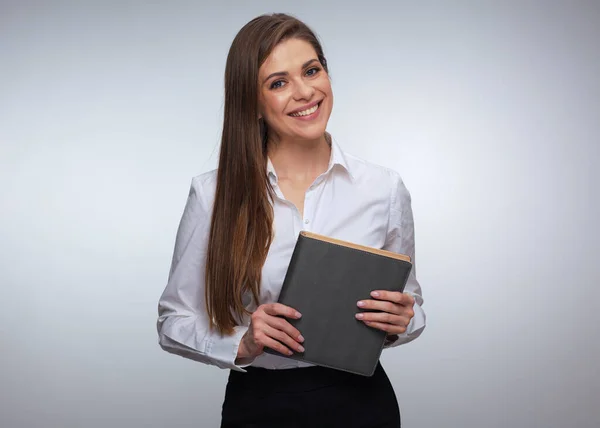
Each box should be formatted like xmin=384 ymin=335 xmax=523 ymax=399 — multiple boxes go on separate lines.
xmin=252 ymin=324 xmax=293 ymax=355
xmin=269 ymin=316 xmax=304 ymax=343
xmin=262 ymin=303 xmax=302 ymax=319
xmin=261 ymin=335 xmax=295 ymax=356
xmin=356 ymin=299 xmax=401 ymax=315
xmin=355 ymin=311 xmax=409 ymax=326
xmin=263 ymin=324 xmax=305 ymax=354
xmin=362 ymin=320 xmax=408 ymax=335
xmin=370 ymin=291 xmax=415 ymax=306
xmin=252 ymin=308 xmax=304 ymax=344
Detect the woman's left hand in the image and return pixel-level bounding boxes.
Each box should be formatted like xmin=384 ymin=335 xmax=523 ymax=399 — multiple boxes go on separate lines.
xmin=355 ymin=291 xmax=415 ymax=335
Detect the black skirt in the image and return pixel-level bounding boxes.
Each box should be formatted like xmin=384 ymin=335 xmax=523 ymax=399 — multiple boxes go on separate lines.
xmin=220 ymin=361 xmax=401 ymax=428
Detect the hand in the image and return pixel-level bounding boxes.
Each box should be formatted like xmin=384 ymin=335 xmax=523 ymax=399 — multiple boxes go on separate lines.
xmin=237 ymin=303 xmax=305 ymax=361
xmin=355 ymin=291 xmax=415 ymax=335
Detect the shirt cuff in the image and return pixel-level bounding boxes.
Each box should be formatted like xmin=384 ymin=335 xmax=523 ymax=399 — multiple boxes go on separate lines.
xmin=207 ymin=325 xmax=255 ymax=372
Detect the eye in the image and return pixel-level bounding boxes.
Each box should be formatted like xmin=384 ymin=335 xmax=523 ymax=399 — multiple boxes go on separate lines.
xmin=270 ymin=80 xmax=286 ymax=90
xmin=306 ymin=67 xmax=321 ymax=77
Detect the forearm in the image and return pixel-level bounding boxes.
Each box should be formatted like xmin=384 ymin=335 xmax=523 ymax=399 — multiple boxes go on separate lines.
xmin=157 ymin=313 xmax=251 ymax=371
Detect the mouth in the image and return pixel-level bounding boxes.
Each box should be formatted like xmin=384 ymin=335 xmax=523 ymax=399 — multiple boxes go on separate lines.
xmin=288 ymin=100 xmax=322 ymax=118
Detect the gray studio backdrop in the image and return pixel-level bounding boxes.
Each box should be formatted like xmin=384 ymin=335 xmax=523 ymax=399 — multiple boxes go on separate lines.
xmin=1 ymin=1 xmax=598 ymax=427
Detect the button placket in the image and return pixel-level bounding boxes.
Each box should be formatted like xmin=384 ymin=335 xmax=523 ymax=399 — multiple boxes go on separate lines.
xmin=303 ymin=188 xmax=313 ymax=230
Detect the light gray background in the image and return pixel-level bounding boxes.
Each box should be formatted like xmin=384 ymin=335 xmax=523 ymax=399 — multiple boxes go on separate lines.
xmin=1 ymin=1 xmax=599 ymax=427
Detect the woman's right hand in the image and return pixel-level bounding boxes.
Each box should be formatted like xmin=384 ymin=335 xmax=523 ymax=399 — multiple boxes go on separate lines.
xmin=237 ymin=303 xmax=305 ymax=360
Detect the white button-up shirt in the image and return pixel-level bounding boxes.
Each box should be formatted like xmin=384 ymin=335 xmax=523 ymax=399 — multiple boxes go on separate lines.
xmin=157 ymin=137 xmax=426 ymax=372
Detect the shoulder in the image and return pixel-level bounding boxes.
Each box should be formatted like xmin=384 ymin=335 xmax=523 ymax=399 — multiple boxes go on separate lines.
xmin=191 ymin=168 xmax=218 ymax=190
xmin=343 ymin=151 xmax=411 ymax=205
xmin=188 ymin=169 xmax=218 ymax=209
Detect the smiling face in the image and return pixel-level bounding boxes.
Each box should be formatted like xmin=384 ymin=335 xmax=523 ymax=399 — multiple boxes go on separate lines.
xmin=258 ymin=38 xmax=333 ymax=143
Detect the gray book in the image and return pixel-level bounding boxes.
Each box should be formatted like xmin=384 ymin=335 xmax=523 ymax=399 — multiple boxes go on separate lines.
xmin=264 ymin=231 xmax=413 ymax=376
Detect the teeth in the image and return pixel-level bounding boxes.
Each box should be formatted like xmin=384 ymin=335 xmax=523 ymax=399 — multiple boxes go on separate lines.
xmin=290 ymin=103 xmax=319 ymax=117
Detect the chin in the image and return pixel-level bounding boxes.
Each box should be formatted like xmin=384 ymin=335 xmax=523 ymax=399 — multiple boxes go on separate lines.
xmin=287 ymin=112 xmax=331 ymax=142
xmin=292 ymin=127 xmax=328 ymax=142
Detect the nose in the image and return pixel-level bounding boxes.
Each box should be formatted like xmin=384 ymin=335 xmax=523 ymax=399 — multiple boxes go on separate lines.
xmin=293 ymin=79 xmax=315 ymax=101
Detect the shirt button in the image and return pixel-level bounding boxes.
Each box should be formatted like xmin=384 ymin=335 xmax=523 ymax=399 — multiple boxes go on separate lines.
xmin=304 ymin=219 xmax=310 ymax=224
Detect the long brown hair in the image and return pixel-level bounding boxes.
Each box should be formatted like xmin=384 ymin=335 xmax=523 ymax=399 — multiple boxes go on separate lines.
xmin=205 ymin=14 xmax=329 ymax=335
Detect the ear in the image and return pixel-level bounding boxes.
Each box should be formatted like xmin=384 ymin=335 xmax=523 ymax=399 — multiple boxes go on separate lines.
xmin=257 ymin=95 xmax=265 ymax=120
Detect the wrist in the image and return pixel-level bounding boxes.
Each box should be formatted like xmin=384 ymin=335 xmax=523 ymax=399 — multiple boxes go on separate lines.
xmin=237 ymin=337 xmax=249 ymax=359
xmin=235 ymin=337 xmax=259 ymax=366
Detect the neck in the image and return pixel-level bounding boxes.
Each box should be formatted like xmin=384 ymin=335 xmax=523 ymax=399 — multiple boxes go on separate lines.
xmin=267 ymin=133 xmax=331 ymax=182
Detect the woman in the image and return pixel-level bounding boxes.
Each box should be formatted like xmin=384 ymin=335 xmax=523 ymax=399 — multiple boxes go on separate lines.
xmin=157 ymin=13 xmax=425 ymax=428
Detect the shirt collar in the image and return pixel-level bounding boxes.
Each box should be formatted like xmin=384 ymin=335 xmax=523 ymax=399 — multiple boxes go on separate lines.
xmin=267 ymin=133 xmax=354 ymax=184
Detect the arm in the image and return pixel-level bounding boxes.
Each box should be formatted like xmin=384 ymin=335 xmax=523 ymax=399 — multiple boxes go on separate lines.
xmin=382 ymin=173 xmax=426 ymax=348
xmin=156 ymin=176 xmax=252 ymax=371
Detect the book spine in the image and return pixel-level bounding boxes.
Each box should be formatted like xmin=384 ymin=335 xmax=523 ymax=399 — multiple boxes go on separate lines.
xmin=397 ymin=262 xmax=413 ymax=292
xmin=277 ymin=233 xmax=306 ymax=302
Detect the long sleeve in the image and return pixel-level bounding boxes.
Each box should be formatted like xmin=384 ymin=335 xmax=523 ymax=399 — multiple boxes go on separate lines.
xmin=156 ymin=176 xmax=251 ymax=371
xmin=382 ymin=173 xmax=426 ymax=348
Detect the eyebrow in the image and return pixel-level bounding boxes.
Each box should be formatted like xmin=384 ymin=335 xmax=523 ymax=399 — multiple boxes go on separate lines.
xmin=262 ymin=58 xmax=320 ymax=85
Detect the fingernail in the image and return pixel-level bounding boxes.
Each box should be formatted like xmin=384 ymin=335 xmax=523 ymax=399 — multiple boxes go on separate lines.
xmin=371 ymin=291 xmax=380 ymax=297
xmin=355 ymin=313 xmax=364 ymax=319
xmin=357 ymin=301 xmax=365 ymax=307
xmin=295 ymin=311 xmax=302 ymax=318
xmin=298 ymin=335 xmax=304 ymax=342
xmin=297 ymin=345 xmax=305 ymax=352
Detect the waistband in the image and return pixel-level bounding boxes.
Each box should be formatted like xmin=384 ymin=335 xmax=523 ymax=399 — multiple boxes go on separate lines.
xmin=227 ymin=361 xmax=385 ymax=394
